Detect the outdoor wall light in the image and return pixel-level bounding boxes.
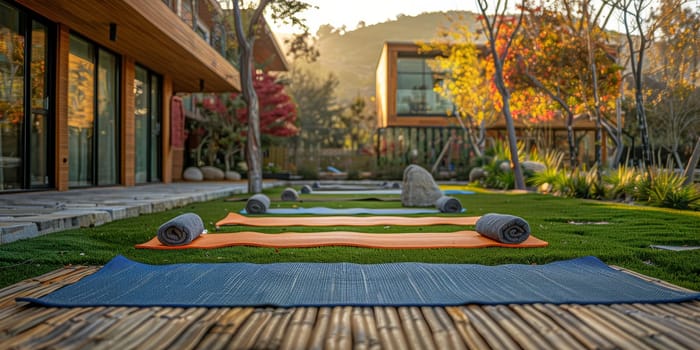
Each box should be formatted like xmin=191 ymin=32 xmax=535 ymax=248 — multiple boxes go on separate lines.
xmin=109 ymin=23 xmax=117 ymax=41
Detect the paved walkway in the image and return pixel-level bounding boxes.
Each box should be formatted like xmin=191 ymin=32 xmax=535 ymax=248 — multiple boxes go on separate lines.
xmin=0 ymin=181 xmax=282 ymax=244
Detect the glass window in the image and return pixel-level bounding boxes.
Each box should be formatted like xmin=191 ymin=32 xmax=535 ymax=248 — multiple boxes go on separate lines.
xmin=97 ymin=49 xmax=119 ymax=185
xmin=0 ymin=1 xmax=52 ymax=191
xmin=180 ymin=0 xmax=194 ymax=28
xmin=134 ymin=65 xmax=161 ymax=183
xmin=30 ymin=20 xmax=49 ymax=187
xmin=68 ymin=34 xmax=120 ymax=187
xmin=0 ymin=1 xmax=23 ymax=190
xmin=396 ymin=57 xmax=453 ymax=116
xmin=68 ymin=35 xmax=95 ymax=187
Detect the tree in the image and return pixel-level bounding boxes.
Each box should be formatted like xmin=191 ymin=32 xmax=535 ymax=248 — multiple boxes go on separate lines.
xmin=476 ymin=0 xmax=527 ymax=190
xmin=508 ymin=0 xmax=622 ymax=168
xmin=225 ymin=0 xmax=312 ymax=193
xmin=421 ymin=18 xmax=497 ymax=158
xmin=645 ymin=1 xmax=700 ymax=168
xmin=283 ymin=66 xmax=343 ymax=149
xmin=339 ymin=96 xmax=377 ymax=153
xmin=610 ymin=0 xmax=659 ymax=167
xmin=199 ymin=71 xmax=298 ymax=172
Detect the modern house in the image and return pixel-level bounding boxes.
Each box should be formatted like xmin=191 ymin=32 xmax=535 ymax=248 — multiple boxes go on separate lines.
xmin=375 ymin=41 xmax=607 ymax=171
xmin=0 ymin=0 xmax=286 ymax=193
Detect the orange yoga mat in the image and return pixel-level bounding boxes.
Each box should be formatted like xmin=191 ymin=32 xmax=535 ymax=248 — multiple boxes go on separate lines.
xmin=215 ymin=212 xmax=480 ymax=228
xmin=135 ymin=231 xmax=548 ymax=250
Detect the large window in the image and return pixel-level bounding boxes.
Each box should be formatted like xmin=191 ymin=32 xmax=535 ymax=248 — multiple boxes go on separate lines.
xmin=396 ymin=57 xmax=453 ymax=116
xmin=0 ymin=1 xmax=51 ymax=191
xmin=68 ymin=34 xmax=120 ymax=187
xmin=134 ymin=65 xmax=161 ymax=183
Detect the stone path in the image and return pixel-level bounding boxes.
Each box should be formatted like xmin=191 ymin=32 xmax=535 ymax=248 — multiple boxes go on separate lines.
xmin=0 ymin=181 xmax=281 ymax=244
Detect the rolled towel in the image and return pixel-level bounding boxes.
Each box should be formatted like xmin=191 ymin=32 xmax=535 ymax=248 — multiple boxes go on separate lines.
xmin=475 ymin=213 xmax=530 ymax=244
xmin=157 ymin=213 xmax=205 ymax=246
xmin=280 ymin=187 xmax=299 ymax=202
xmin=246 ymin=194 xmax=271 ymax=214
xmin=435 ymin=196 xmax=463 ymax=213
xmin=300 ymin=185 xmax=313 ymax=194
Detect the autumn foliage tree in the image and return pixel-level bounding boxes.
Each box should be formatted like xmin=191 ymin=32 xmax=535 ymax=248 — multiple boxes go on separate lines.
xmin=421 ymin=17 xmax=497 ymax=158
xmin=506 ymin=0 xmax=622 ymax=167
xmin=199 ymin=71 xmax=297 ymax=173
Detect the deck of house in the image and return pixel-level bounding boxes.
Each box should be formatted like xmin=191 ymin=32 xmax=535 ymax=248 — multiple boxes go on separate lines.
xmin=1 ymin=263 xmax=698 ymax=349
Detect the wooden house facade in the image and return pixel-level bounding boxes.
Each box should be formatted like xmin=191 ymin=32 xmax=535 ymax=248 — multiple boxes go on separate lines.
xmin=0 ymin=0 xmax=285 ymax=192
xmin=375 ymin=41 xmax=608 ymax=171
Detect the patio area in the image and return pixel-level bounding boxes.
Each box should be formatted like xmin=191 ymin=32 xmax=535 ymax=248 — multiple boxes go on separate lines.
xmin=0 ymin=181 xmax=283 ymax=244
xmin=1 ymin=263 xmax=698 ymax=349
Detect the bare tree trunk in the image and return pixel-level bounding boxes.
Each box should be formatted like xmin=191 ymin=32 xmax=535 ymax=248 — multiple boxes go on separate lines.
xmin=682 ymin=138 xmax=700 ymax=186
xmin=582 ymin=2 xmax=605 ymax=185
xmin=233 ymin=0 xmax=268 ymax=193
xmin=621 ymin=0 xmax=653 ymax=168
xmin=477 ymin=0 xmax=526 ymax=190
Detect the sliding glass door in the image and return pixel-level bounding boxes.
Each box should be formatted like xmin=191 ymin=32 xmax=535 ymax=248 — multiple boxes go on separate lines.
xmin=0 ymin=1 xmax=52 ymax=191
xmin=134 ymin=65 xmax=161 ymax=183
xmin=68 ymin=34 xmax=119 ymax=187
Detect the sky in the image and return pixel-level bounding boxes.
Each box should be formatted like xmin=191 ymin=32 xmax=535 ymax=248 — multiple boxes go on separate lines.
xmin=266 ymin=0 xmax=695 ymax=36
xmin=268 ymin=0 xmax=484 ymax=35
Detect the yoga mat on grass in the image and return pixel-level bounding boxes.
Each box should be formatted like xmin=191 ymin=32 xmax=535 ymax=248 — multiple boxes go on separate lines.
xmin=226 ymin=196 xmax=401 ymax=202
xmin=135 ymin=230 xmax=549 ymax=250
xmin=18 ymin=255 xmax=700 ymax=308
xmin=216 ymin=213 xmax=480 ymax=227
xmin=239 ymin=207 xmax=461 ymax=215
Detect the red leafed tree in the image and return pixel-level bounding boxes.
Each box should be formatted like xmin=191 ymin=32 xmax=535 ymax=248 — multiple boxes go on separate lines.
xmin=199 ymin=71 xmax=297 ymax=172
xmin=237 ymin=72 xmax=298 ymax=137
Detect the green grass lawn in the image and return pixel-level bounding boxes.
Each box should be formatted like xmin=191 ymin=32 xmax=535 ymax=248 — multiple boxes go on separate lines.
xmin=1 ymin=187 xmax=698 ymax=290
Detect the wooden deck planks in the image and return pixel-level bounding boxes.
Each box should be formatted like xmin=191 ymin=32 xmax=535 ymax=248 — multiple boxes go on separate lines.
xmin=0 ymin=266 xmax=698 ymax=349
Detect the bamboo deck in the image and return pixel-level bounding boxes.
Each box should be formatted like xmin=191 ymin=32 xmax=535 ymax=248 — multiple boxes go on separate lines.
xmin=1 ymin=265 xmax=698 ymax=349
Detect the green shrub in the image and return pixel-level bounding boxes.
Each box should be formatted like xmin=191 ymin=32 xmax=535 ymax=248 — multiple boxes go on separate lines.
xmin=603 ymin=165 xmax=638 ymax=201
xmin=642 ymin=168 xmax=700 ymax=210
xmin=296 ymin=166 xmax=319 ymax=180
xmin=561 ymin=166 xmax=602 ymax=199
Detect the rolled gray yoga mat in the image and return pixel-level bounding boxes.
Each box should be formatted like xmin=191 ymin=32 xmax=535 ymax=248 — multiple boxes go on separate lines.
xmin=300 ymin=185 xmax=313 ymax=194
xmin=435 ymin=196 xmax=463 ymax=213
xmin=246 ymin=194 xmax=271 ymax=214
xmin=157 ymin=213 xmax=205 ymax=246
xmin=280 ymin=188 xmax=299 ymax=201
xmin=475 ymin=213 xmax=531 ymax=244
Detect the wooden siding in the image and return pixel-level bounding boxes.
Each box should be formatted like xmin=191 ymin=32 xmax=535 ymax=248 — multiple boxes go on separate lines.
xmin=54 ymin=24 xmax=70 ymax=191
xmin=15 ymin=0 xmax=240 ymax=93
xmin=121 ymin=57 xmax=136 ymax=187
xmin=376 ymin=44 xmax=389 ymax=128
xmin=162 ymin=75 xmax=174 ymax=184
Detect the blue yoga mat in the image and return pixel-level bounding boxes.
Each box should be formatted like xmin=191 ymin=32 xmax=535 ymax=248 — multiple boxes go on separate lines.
xmin=18 ymin=256 xmax=699 ymax=308
xmin=442 ymin=189 xmax=475 ymax=195
xmin=239 ymin=207 xmax=464 ymax=215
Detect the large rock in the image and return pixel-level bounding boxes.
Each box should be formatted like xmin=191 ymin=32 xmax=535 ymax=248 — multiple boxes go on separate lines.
xmin=201 ymin=166 xmax=225 ymax=180
xmin=225 ymin=171 xmax=241 ymax=181
xmin=182 ymin=167 xmax=203 ymax=181
xmin=401 ymin=165 xmax=443 ymax=207
xmin=469 ymin=167 xmax=486 ymax=182
xmin=521 ymin=161 xmax=547 ymax=173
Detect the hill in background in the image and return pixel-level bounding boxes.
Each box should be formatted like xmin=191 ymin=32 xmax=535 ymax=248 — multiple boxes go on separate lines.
xmin=285 ymin=11 xmax=480 ymax=104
